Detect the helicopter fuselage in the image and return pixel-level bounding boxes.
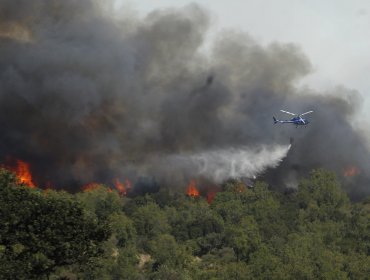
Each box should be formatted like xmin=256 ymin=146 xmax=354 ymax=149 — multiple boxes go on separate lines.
xmin=273 ymin=110 xmax=313 ymax=127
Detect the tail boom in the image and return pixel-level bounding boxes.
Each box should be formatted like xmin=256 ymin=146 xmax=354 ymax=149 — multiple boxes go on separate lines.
xmin=273 ymin=116 xmax=279 ymax=124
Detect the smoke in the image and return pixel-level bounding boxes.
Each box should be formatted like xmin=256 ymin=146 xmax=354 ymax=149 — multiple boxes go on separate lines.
xmin=0 ymin=0 xmax=369 ymax=198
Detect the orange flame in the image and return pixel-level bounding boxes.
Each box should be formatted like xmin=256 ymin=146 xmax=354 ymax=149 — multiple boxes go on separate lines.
xmin=82 ymin=183 xmax=114 ymax=193
xmin=343 ymin=166 xmax=360 ymax=177
xmin=187 ymin=180 xmax=199 ymax=197
xmin=206 ymin=190 xmax=216 ymax=204
xmin=82 ymin=182 xmax=101 ymax=192
xmin=14 ymin=160 xmax=35 ymax=188
xmin=114 ymin=179 xmax=127 ymax=196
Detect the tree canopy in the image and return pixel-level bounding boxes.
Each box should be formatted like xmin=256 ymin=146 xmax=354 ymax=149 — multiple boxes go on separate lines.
xmin=0 ymin=169 xmax=110 ymax=279
xmin=0 ymin=168 xmax=369 ymax=279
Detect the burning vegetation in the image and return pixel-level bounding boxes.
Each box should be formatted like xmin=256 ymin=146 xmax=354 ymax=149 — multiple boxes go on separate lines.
xmin=82 ymin=182 xmax=102 ymax=192
xmin=206 ymin=189 xmax=217 ymax=204
xmin=0 ymin=0 xmax=369 ymax=200
xmin=0 ymin=1 xmax=369 ymax=279
xmin=14 ymin=160 xmax=35 ymax=188
xmin=2 ymin=159 xmax=36 ymax=188
xmin=2 ymin=159 xmax=226 ymax=202
xmin=114 ymin=178 xmax=132 ymax=196
xmin=186 ymin=180 xmax=218 ymax=204
xmin=186 ymin=179 xmax=200 ymax=197
xmin=343 ymin=166 xmax=360 ymax=177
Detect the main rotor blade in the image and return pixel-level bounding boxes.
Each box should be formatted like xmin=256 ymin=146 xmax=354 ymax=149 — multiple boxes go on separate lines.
xmin=280 ymin=110 xmax=296 ymax=116
xmin=300 ymin=110 xmax=313 ymax=116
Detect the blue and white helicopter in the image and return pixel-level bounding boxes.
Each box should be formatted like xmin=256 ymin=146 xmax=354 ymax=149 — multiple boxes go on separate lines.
xmin=273 ymin=110 xmax=313 ymax=127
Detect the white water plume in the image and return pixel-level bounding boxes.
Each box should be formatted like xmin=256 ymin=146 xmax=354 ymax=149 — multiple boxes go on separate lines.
xmin=162 ymin=144 xmax=291 ymax=183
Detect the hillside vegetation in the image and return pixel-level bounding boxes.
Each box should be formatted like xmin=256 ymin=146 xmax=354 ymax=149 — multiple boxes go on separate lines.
xmin=0 ymin=168 xmax=369 ymax=279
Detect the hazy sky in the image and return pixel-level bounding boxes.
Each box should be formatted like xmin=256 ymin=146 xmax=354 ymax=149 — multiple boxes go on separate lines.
xmin=119 ymin=0 xmax=370 ymax=110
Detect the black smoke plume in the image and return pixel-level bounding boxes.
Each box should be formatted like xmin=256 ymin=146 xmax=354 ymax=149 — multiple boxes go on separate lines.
xmin=0 ymin=0 xmax=369 ymax=198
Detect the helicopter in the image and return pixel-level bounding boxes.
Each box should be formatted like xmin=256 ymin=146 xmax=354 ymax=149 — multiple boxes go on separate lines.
xmin=273 ymin=110 xmax=313 ymax=127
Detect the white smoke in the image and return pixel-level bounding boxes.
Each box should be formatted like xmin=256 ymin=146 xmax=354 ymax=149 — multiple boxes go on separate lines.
xmin=158 ymin=144 xmax=291 ymax=183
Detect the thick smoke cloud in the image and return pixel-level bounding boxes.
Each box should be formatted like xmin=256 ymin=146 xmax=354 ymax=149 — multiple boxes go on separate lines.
xmin=0 ymin=0 xmax=369 ymax=198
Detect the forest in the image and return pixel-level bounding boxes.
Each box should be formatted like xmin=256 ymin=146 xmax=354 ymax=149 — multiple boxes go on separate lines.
xmin=0 ymin=168 xmax=369 ymax=279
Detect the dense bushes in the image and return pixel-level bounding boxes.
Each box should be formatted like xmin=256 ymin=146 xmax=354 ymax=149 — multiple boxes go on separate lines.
xmin=0 ymin=168 xmax=369 ymax=279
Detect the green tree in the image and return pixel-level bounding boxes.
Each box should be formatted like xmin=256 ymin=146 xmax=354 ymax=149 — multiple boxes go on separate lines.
xmin=168 ymin=199 xmax=224 ymax=241
xmin=297 ymin=169 xmax=350 ymax=224
xmin=248 ymin=245 xmax=285 ymax=280
xmin=0 ymin=169 xmax=110 ymax=279
xmin=78 ymin=212 xmax=139 ymax=279
xmin=131 ymin=202 xmax=171 ymax=250
xmin=218 ymin=262 xmax=251 ymax=280
xmin=296 ymin=169 xmax=352 ymax=250
xmin=342 ymin=202 xmax=370 ymax=254
xmin=107 ymin=212 xmax=137 ymax=247
xmin=281 ymin=232 xmax=348 ymax=280
xmin=225 ymin=216 xmax=261 ymax=261
xmin=76 ymin=185 xmax=123 ymax=221
xmin=148 ymin=234 xmax=191 ymax=269
xmin=343 ymin=252 xmax=370 ymax=279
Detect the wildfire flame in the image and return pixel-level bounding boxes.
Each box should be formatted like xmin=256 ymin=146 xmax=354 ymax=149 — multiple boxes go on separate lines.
xmin=82 ymin=183 xmax=115 ymax=193
xmin=82 ymin=182 xmax=102 ymax=192
xmin=187 ymin=179 xmax=199 ymax=197
xmin=14 ymin=160 xmax=36 ymax=188
xmin=343 ymin=166 xmax=360 ymax=177
xmin=114 ymin=178 xmax=132 ymax=196
xmin=206 ymin=190 xmax=216 ymax=204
